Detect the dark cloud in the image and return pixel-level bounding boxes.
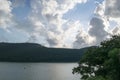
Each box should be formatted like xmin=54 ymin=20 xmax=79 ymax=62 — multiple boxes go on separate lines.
xmin=73 ymin=34 xmax=87 ymax=48
xmin=112 ymin=27 xmax=120 ymax=34
xmin=89 ymin=17 xmax=108 ymax=44
xmin=105 ymin=0 xmax=120 ymax=18
xmin=46 ymin=38 xmax=58 ymax=47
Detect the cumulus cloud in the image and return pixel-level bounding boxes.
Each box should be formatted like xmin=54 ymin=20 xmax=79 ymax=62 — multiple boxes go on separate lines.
xmin=73 ymin=29 xmax=95 ymax=48
xmin=104 ymin=0 xmax=120 ymax=21
xmin=62 ymin=21 xmax=83 ymax=48
xmin=73 ymin=0 xmax=111 ymax=48
xmin=73 ymin=16 xmax=110 ymax=48
xmin=86 ymin=0 xmax=120 ymax=46
xmin=0 ymin=0 xmax=13 ymax=29
xmin=26 ymin=0 xmax=87 ymax=47
xmin=1 ymin=0 xmax=119 ymax=49
xmin=94 ymin=2 xmax=105 ymax=17
xmin=0 ymin=0 xmax=29 ymax=42
xmin=16 ymin=0 xmax=120 ymax=48
xmin=88 ymin=17 xmax=109 ymax=45
xmin=103 ymin=0 xmax=120 ymax=34
xmin=94 ymin=0 xmax=120 ymax=35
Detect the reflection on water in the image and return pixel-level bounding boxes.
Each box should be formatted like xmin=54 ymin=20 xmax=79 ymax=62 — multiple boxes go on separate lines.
xmin=0 ymin=62 xmax=80 ymax=80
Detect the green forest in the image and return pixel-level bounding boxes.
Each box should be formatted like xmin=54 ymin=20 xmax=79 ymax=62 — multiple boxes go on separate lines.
xmin=0 ymin=43 xmax=89 ymax=62
xmin=73 ymin=35 xmax=120 ymax=80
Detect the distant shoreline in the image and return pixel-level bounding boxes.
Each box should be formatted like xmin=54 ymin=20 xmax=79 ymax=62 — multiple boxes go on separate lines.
xmin=0 ymin=43 xmax=94 ymax=62
xmin=0 ymin=61 xmax=78 ymax=63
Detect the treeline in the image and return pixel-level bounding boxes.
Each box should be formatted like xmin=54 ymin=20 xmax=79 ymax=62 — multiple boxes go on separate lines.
xmin=0 ymin=43 xmax=90 ymax=62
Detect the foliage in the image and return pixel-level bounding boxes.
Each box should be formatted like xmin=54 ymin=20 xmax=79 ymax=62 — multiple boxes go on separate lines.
xmin=73 ymin=35 xmax=120 ymax=80
xmin=86 ymin=76 xmax=109 ymax=80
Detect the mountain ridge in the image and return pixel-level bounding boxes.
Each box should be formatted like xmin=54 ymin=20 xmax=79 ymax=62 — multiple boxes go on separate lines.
xmin=0 ymin=43 xmax=93 ymax=62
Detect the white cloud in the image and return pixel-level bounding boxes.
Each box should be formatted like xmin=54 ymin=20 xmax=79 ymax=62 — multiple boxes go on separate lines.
xmin=73 ymin=29 xmax=95 ymax=48
xmin=88 ymin=0 xmax=120 ymax=45
xmin=94 ymin=0 xmax=120 ymax=29
xmin=26 ymin=0 xmax=87 ymax=48
xmin=103 ymin=0 xmax=120 ymax=35
xmin=0 ymin=0 xmax=13 ymax=29
xmin=74 ymin=0 xmax=120 ymax=47
xmin=2 ymin=0 xmax=119 ymax=49
xmin=94 ymin=2 xmax=105 ymax=17
xmin=0 ymin=0 xmax=29 ymax=42
xmin=63 ymin=21 xmax=95 ymax=48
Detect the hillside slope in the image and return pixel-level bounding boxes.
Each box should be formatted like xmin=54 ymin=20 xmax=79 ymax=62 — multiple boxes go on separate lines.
xmin=0 ymin=43 xmax=90 ymax=62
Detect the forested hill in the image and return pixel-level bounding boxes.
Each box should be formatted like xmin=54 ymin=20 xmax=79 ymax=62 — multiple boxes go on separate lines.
xmin=0 ymin=43 xmax=90 ymax=62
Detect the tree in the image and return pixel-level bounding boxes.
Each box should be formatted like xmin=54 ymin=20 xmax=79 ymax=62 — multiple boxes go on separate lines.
xmin=73 ymin=35 xmax=120 ymax=80
xmin=86 ymin=76 xmax=108 ymax=80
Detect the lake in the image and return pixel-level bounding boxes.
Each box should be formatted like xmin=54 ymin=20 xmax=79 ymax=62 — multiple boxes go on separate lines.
xmin=0 ymin=62 xmax=80 ymax=80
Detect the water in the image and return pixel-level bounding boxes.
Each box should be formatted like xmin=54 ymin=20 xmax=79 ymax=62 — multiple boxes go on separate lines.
xmin=0 ymin=62 xmax=80 ymax=80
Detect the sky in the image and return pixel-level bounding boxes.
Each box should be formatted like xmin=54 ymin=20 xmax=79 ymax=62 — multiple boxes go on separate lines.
xmin=0 ymin=0 xmax=120 ymax=49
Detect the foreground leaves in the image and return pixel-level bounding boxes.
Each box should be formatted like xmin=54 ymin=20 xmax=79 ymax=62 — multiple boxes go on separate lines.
xmin=73 ymin=35 xmax=120 ymax=80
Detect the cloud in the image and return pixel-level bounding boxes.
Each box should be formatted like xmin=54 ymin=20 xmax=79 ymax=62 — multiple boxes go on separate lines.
xmin=86 ymin=0 xmax=120 ymax=45
xmin=72 ymin=15 xmax=110 ymax=48
xmin=94 ymin=2 xmax=105 ymax=17
xmin=95 ymin=0 xmax=120 ymax=26
xmin=73 ymin=0 xmax=120 ymax=48
xmin=46 ymin=38 xmax=58 ymax=47
xmin=103 ymin=0 xmax=120 ymax=34
xmin=65 ymin=21 xmax=95 ymax=48
xmin=73 ymin=0 xmax=110 ymax=48
xmin=0 ymin=0 xmax=13 ymax=29
xmin=61 ymin=21 xmax=83 ymax=48
xmin=1 ymin=0 xmax=119 ymax=49
xmin=10 ymin=0 xmax=26 ymax=7
xmin=95 ymin=0 xmax=120 ymax=35
xmin=88 ymin=17 xmax=109 ymax=45
xmin=0 ymin=0 xmax=29 ymax=42
xmin=73 ymin=29 xmax=95 ymax=48
xmin=112 ymin=26 xmax=120 ymax=34
xmin=26 ymin=0 xmax=87 ymax=47
xmin=104 ymin=0 xmax=120 ymax=21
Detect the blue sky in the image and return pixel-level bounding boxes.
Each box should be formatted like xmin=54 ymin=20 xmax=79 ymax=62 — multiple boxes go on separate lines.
xmin=11 ymin=0 xmax=31 ymax=21
xmin=12 ymin=0 xmax=99 ymax=24
xmin=11 ymin=0 xmax=103 ymax=21
xmin=63 ymin=0 xmax=96 ymax=22
xmin=0 ymin=0 xmax=119 ymax=48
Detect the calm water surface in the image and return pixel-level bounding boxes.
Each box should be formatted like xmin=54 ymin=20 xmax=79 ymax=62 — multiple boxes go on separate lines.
xmin=0 ymin=62 xmax=80 ymax=80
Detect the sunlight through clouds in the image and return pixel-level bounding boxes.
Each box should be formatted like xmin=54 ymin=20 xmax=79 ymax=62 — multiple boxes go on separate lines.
xmin=0 ymin=0 xmax=120 ymax=48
